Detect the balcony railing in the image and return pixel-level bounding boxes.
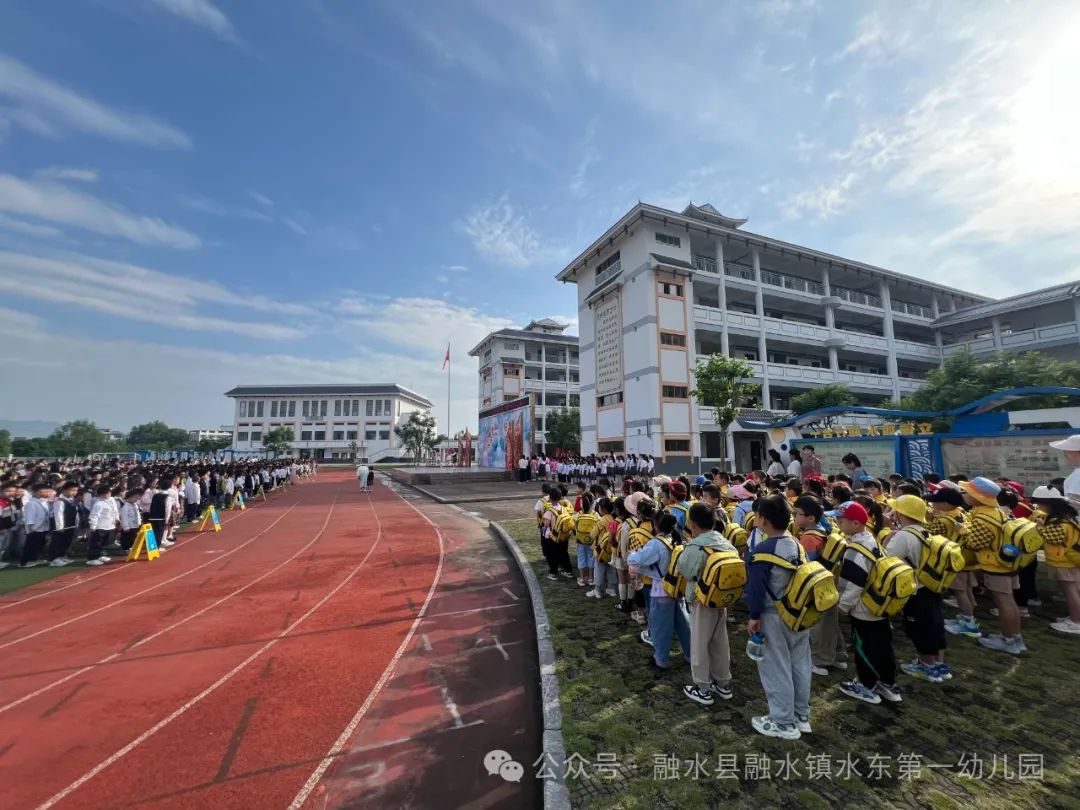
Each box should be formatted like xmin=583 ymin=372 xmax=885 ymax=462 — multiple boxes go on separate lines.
xmin=595 ymin=260 xmax=622 ymax=286
xmin=892 ymin=300 xmax=933 ymax=319
xmin=943 ymin=321 xmax=1079 ymax=356
xmin=833 ymin=287 xmax=883 ymax=308
xmin=692 ymin=255 xmax=718 ymax=274
xmin=761 ymin=270 xmax=826 ymax=296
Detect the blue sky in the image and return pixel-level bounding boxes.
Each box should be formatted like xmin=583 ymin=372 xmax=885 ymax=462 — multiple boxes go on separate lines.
xmin=1 ymin=0 xmax=1078 ymax=433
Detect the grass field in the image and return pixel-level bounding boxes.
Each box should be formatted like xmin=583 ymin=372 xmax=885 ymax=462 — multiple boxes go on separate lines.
xmin=500 ymin=518 xmax=1080 ymax=810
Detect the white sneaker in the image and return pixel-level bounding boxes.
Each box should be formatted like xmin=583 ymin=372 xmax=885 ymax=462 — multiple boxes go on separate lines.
xmin=990 ymin=606 xmax=1029 ymax=618
xmin=585 ymin=590 xmax=601 ymax=599
xmin=1050 ymin=619 xmax=1080 ymax=635
xmin=942 ymin=596 xmax=959 ymax=608
xmin=874 ymin=682 xmax=903 ymax=703
xmin=0 ymin=561 xmax=9 ymax=569
xmin=751 ymin=715 xmax=800 ymax=740
xmin=49 ymin=558 xmax=71 ymax=567
xmin=795 ymin=714 xmax=812 ymax=734
xmin=86 ymin=559 xmax=104 ymax=567
xmin=161 ymin=539 xmax=175 ymax=548
xmin=605 ymin=589 xmax=618 ymax=598
xmin=98 ymin=556 xmax=112 ymax=564
xmin=811 ymin=665 xmax=829 ymax=677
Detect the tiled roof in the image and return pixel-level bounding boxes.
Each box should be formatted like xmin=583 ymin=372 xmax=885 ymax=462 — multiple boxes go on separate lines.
xmin=224 ymin=384 xmax=432 ymax=406
xmin=650 ymin=253 xmax=695 ymax=270
xmin=933 ymin=281 xmax=1080 ymax=327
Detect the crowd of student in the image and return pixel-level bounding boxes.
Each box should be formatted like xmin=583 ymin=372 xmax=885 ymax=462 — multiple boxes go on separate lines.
xmin=0 ymin=458 xmax=313 ymax=569
xmin=533 ymin=437 xmax=1080 ymax=741
xmin=516 ymin=453 xmax=656 ymax=484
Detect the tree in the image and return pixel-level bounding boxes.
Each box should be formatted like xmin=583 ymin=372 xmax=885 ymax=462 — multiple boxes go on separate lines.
xmin=394 ymin=411 xmax=440 ymax=465
xmin=128 ymin=421 xmax=190 ymax=451
xmin=262 ymin=427 xmax=294 ymax=457
xmin=691 ymin=355 xmax=758 ymax=473
xmin=0 ymin=428 xmax=10 ymax=458
xmin=545 ymin=408 xmax=581 ymax=454
xmin=50 ymin=420 xmax=116 ymax=457
xmin=898 ymin=349 xmax=1080 ymax=418
xmin=197 ymin=437 xmax=232 ymax=454
xmin=348 ymin=440 xmax=359 ymax=461
xmin=790 ymin=384 xmax=857 ymax=427
xmin=12 ymin=437 xmax=51 ymax=457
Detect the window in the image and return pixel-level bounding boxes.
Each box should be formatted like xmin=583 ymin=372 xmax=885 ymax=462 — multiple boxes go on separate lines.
xmin=288 ymin=400 xmax=296 ymax=417
xmin=384 ymin=399 xmax=391 ymax=415
xmin=660 ymin=332 xmax=686 ymax=347
xmin=346 ymin=430 xmax=358 ymax=440
xmin=366 ymin=399 xmax=374 ymax=416
xmin=351 ymin=399 xmax=360 ymax=416
xmin=659 ymin=282 xmax=684 ymax=297
xmin=271 ymin=401 xmax=278 ymax=418
xmin=662 ymin=386 xmax=688 ymax=399
xmin=535 ymin=417 xmax=544 ymax=431
xmin=375 ymin=399 xmax=383 ymax=417
xmin=365 ymin=429 xmax=377 ymax=440
xmin=333 ymin=430 xmax=344 ymax=440
xmin=379 ymin=430 xmax=391 ymax=440
xmin=256 ymin=401 xmax=264 ymax=417
xmin=237 ymin=431 xmax=249 ymax=442
xmin=504 ymin=341 xmax=520 ymax=351
xmin=665 ymin=439 xmax=691 ymax=453
xmin=301 ymin=430 xmax=312 ymax=441
xmin=656 ymin=232 xmax=681 ymax=247
xmin=313 ymin=430 xmax=326 ymax=440
xmin=239 ymin=401 xmax=247 ymax=417
xmin=320 ymin=400 xmax=328 ymax=417
xmin=596 ymin=251 xmax=621 ymax=278
xmin=302 ymin=400 xmax=310 ymax=418
xmin=504 ymin=366 xmax=520 ymax=376
xmin=597 ymin=392 xmax=623 ymax=407
xmin=334 ymin=400 xmax=342 ymax=416
xmin=250 ymin=430 xmax=262 ymax=441
xmin=599 ymin=440 xmax=624 ymax=453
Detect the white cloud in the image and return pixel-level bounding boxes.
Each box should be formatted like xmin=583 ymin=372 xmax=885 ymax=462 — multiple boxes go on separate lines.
xmin=148 ymin=0 xmax=238 ymax=43
xmin=0 ymin=54 xmax=190 ymax=148
xmin=248 ymin=190 xmax=274 ymax=207
xmin=282 ymin=218 xmax=308 ymax=236
xmin=443 ymin=264 xmax=469 ymax=273
xmin=0 ymin=212 xmax=63 ymax=238
xmin=36 ymin=166 xmax=98 ymax=183
xmin=180 ymin=194 xmax=275 ymax=223
xmin=461 ymin=196 xmax=560 ymax=268
xmin=835 ymin=11 xmax=911 ymax=63
xmin=781 ymin=172 xmax=857 ymax=221
xmin=0 ymin=173 xmax=200 ymax=248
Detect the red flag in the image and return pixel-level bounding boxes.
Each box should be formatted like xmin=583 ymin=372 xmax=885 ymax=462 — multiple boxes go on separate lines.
xmin=441 ymin=342 xmax=450 ymax=370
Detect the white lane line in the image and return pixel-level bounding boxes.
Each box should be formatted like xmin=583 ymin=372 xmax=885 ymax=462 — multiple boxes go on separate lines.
xmin=344 ymin=720 xmax=484 ymax=756
xmin=500 ymin=587 xmax=519 ymax=601
xmin=0 ymin=498 xmax=339 ymax=715
xmin=288 ymin=479 xmax=446 ymax=809
xmin=33 ymin=489 xmax=382 ymax=810
xmin=430 ymin=669 xmax=464 ymax=728
xmin=424 ymin=603 xmax=517 ymax=619
xmin=420 ymin=634 xmax=433 ymax=652
xmin=0 ymin=503 xmax=262 ymax=612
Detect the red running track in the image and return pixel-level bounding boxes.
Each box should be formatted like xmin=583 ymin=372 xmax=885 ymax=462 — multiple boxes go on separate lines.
xmin=0 ymin=472 xmax=443 ymax=810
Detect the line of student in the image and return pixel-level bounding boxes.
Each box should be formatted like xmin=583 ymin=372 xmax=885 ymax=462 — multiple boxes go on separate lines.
xmin=531 ymin=437 xmax=1080 ymax=740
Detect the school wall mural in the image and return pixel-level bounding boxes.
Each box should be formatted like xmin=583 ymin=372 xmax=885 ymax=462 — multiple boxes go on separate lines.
xmin=477 ymin=396 xmax=535 ymax=470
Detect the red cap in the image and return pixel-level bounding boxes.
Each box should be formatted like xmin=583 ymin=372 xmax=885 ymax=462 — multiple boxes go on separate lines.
xmin=1003 ymin=481 xmax=1025 ymax=496
xmin=834 ymin=501 xmax=870 ymax=525
xmin=670 ymin=481 xmax=687 ymax=500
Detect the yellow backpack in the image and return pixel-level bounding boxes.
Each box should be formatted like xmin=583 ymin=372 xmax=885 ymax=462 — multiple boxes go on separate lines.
xmin=695 ymin=548 xmax=748 ymax=608
xmin=847 ymin=544 xmax=918 ymax=617
xmin=908 ymin=526 xmax=966 ymax=593
xmin=1003 ymin=517 xmax=1043 ymax=569
xmin=661 ymin=538 xmax=688 ymax=598
xmin=593 ymin=520 xmax=614 ymax=563
xmin=742 ymin=511 xmax=756 ymax=532
xmin=1042 ymin=518 xmax=1080 ymax=567
xmin=575 ymin=512 xmax=599 ymax=544
xmin=627 ymin=521 xmax=654 ymax=554
xmin=973 ymin=512 xmax=1041 ymax=573
xmin=753 ymin=544 xmax=838 ymax=631
xmin=723 ymin=522 xmax=748 ymax=552
xmin=553 ymin=511 xmax=576 ymax=544
xmin=805 ymin=528 xmax=847 ymax=574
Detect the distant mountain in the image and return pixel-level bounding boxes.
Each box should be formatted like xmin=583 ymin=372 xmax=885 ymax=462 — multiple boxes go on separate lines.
xmin=0 ymin=420 xmax=61 ymax=439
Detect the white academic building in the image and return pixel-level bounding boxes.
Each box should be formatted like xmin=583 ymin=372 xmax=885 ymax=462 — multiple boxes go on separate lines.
xmin=468 ymin=319 xmax=580 ymax=450
xmin=225 ymin=384 xmax=433 ymax=461
xmin=557 ymin=202 xmax=1080 ymax=472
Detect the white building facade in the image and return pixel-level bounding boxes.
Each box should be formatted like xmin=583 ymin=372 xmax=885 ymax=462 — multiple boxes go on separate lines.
xmin=188 ymin=427 xmax=233 ymax=443
xmin=468 ymin=319 xmax=580 ymax=451
xmin=225 ymin=384 xmax=432 ymax=461
xmin=557 ymin=202 xmax=1080 ymax=472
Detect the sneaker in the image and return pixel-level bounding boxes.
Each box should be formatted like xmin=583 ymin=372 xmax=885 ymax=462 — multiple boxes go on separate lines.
xmin=632 ymin=612 xmax=647 ymax=626
xmin=559 ymin=571 xmax=574 ymax=578
xmin=0 ymin=561 xmax=9 ymax=569
xmin=85 ymin=559 xmax=104 ymax=567
xmin=795 ymin=714 xmax=812 ymax=734
xmin=614 ymin=600 xmax=629 ymax=612
xmin=942 ymin=596 xmax=959 ymax=608
xmin=683 ymin=684 xmax=715 ymax=706
xmin=990 ymin=606 xmax=1029 ymax=618
xmin=161 ymin=539 xmax=175 ymax=548
xmin=576 ymin=578 xmax=587 ymax=586
xmin=710 ymin=681 xmax=733 ymax=700
xmin=21 ymin=560 xmax=45 ymax=568
xmin=811 ymin=665 xmax=829 ymax=677
xmin=48 ymin=559 xmax=70 ymax=567
xmin=874 ymin=682 xmax=903 ymax=703
xmin=546 ymin=573 xmax=558 ymax=581
xmin=1027 ymin=599 xmax=1043 ymax=608
xmin=648 ymin=655 xmax=669 ymax=672
xmin=978 ymin=633 xmax=1027 ymax=655
xmin=933 ymin=663 xmax=954 ymax=681
xmin=837 ymin=679 xmax=882 ymax=705
xmin=751 ymin=715 xmax=800 ymax=740
xmin=640 ymin=630 xmax=653 ymax=647
xmin=901 ymin=660 xmax=943 ymax=683
xmin=944 ymin=616 xmax=982 ymax=638
xmin=605 ymin=589 xmax=618 ymax=598
xmin=830 ymin=661 xmax=849 ymax=670
xmin=98 ymin=556 xmax=111 ymax=564
xmin=584 ymin=590 xmax=601 ymax=599
xmin=1050 ymin=619 xmax=1080 ymax=636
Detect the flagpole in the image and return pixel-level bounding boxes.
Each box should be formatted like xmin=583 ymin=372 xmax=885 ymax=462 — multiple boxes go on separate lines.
xmin=446 ymin=342 xmax=451 ymax=463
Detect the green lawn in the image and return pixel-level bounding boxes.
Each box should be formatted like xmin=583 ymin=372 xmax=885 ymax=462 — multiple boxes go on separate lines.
xmin=501 ymin=518 xmax=1080 ymax=810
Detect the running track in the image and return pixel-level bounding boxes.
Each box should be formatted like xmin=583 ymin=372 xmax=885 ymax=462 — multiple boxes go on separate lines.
xmin=0 ymin=471 xmax=541 ymax=809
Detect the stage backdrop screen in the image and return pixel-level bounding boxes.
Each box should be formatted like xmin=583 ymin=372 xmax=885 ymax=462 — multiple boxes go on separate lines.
xmin=477 ymin=396 xmax=534 ymax=470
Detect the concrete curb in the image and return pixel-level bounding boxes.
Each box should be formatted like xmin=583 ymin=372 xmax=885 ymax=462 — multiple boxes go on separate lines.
xmin=489 ymin=521 xmax=572 ymax=810
xmin=395 ymin=480 xmax=538 ymax=506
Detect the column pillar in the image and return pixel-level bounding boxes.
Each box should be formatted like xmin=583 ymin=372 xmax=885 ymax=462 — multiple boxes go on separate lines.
xmin=822 ymin=265 xmax=839 ymax=374
xmin=991 ymin=316 xmax=1003 ymax=349
xmin=753 ymin=248 xmax=771 ymax=409
xmin=1073 ymin=296 xmax=1080 ymax=346
xmin=879 ymin=280 xmax=900 ymax=400
xmin=931 ymin=296 xmax=940 ymax=320
xmin=715 ymin=237 xmax=730 ymax=356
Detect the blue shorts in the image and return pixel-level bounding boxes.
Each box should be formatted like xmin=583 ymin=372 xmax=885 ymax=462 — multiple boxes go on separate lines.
xmin=576 ymin=544 xmax=595 ymax=569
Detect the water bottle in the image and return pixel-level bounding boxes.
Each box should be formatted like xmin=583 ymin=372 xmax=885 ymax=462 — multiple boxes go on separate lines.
xmin=746 ymin=632 xmax=765 ymax=662
xmin=998 ymin=543 xmax=1020 ymax=565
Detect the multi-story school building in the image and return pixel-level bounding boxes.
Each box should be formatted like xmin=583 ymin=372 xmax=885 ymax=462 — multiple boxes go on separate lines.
xmin=225 ymin=383 xmax=433 ymax=462
xmin=468 ymin=318 xmax=580 ymax=451
xmin=556 ymin=201 xmax=1080 ymax=472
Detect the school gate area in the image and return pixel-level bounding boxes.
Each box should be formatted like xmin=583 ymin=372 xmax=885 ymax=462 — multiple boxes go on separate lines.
xmin=0 ymin=470 xmax=541 ymax=810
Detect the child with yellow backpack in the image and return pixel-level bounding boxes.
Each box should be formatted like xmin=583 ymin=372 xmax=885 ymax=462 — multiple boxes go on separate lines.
xmin=793 ymin=496 xmax=849 ymax=677
xmin=628 ymin=510 xmax=691 ymax=671
xmin=586 ymin=497 xmax=618 ymax=599
xmin=574 ymin=493 xmax=598 ymax=588
xmin=1031 ymin=486 xmax=1080 ymax=635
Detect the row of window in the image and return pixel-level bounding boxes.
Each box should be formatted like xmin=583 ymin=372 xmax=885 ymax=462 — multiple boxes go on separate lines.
xmin=660 ymin=332 xmax=686 ymax=347
xmin=238 ymin=398 xmax=398 ymax=419
xmin=659 ymin=282 xmax=684 ymax=297
xmin=593 ymin=438 xmax=688 ymax=453
xmin=656 ymin=232 xmax=682 ymax=248
xmin=236 ymin=428 xmax=391 ymax=442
